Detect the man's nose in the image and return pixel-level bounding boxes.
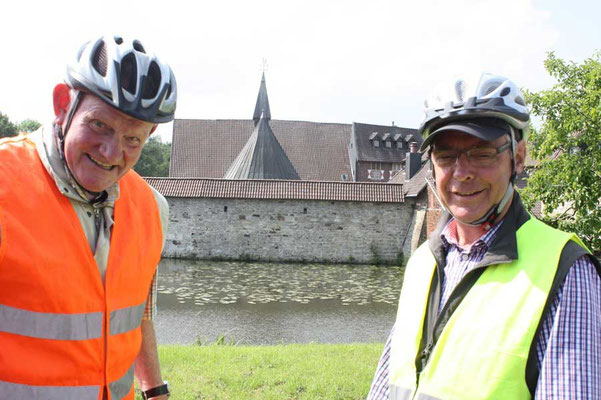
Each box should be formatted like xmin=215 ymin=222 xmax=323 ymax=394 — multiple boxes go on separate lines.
xmin=98 ymin=136 xmax=122 ymax=163
xmin=452 ymin=152 xmax=475 ymax=180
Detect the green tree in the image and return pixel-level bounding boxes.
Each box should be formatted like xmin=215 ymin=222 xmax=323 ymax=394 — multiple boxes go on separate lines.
xmin=522 ymin=51 xmax=601 ymax=254
xmin=18 ymin=119 xmax=41 ymax=133
xmin=0 ymin=112 xmax=18 ymax=138
xmin=134 ymin=136 xmax=171 ymax=177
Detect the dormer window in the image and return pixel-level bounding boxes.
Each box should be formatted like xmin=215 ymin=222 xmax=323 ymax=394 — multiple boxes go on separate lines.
xmin=397 ymin=141 xmax=403 ymax=149
xmin=381 ymin=133 xmax=391 ymax=148
xmin=369 ymin=132 xmax=380 ymax=148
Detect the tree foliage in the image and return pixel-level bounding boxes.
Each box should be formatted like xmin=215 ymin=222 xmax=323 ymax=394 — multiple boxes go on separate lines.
xmin=0 ymin=112 xmax=18 ymax=138
xmin=134 ymin=135 xmax=171 ymax=177
xmin=18 ymin=119 xmax=41 ymax=133
xmin=522 ymin=51 xmax=601 ymax=253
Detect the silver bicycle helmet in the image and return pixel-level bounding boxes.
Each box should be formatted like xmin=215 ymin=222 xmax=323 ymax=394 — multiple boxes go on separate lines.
xmin=66 ymin=35 xmax=177 ymax=123
xmin=419 ymin=73 xmax=529 ymax=151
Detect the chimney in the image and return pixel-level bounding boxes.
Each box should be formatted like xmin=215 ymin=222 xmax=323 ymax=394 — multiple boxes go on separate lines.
xmin=405 ymin=142 xmax=421 ymax=179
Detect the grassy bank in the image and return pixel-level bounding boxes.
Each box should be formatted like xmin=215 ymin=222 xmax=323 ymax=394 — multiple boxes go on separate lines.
xmin=143 ymin=342 xmax=383 ymax=399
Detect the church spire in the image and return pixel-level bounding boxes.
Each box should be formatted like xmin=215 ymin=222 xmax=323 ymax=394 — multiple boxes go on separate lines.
xmin=224 ymin=111 xmax=299 ymax=180
xmin=253 ymin=72 xmax=271 ymax=126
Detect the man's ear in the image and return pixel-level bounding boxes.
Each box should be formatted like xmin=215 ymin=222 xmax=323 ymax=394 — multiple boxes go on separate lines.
xmin=53 ymin=84 xmax=71 ymax=125
xmin=514 ymin=139 xmax=527 ymax=174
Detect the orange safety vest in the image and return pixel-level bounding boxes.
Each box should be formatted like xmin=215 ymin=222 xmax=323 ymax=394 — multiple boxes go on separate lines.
xmin=0 ymin=135 xmax=163 ymax=400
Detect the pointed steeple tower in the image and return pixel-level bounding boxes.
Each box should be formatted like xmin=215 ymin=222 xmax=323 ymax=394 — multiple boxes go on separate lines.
xmin=253 ymin=72 xmax=271 ymax=126
xmin=224 ymin=111 xmax=300 ymax=180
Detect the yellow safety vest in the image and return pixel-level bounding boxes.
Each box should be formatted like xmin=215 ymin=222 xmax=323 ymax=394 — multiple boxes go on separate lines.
xmin=389 ymin=217 xmax=585 ymax=400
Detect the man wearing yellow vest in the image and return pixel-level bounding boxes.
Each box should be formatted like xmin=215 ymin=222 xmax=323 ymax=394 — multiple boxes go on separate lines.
xmin=0 ymin=35 xmax=176 ymax=399
xmin=368 ymin=73 xmax=601 ymax=399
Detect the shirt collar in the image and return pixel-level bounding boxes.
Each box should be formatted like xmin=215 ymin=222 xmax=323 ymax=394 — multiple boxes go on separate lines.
xmin=440 ymin=218 xmax=503 ymax=253
xmin=32 ymin=124 xmax=119 ymax=208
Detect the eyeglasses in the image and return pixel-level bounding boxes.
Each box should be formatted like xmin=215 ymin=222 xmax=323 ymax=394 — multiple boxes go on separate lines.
xmin=430 ymin=142 xmax=511 ymax=168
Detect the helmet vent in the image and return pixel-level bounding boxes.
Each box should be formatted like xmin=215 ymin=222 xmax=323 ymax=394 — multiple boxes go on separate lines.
xmin=114 ymin=36 xmax=123 ymax=45
xmin=133 ymin=40 xmax=146 ymax=54
xmin=455 ymin=80 xmax=466 ymax=101
xmin=143 ymin=61 xmax=161 ymax=99
xmin=92 ymin=42 xmax=108 ymax=77
xmin=120 ymin=53 xmax=138 ymax=95
xmin=500 ymin=87 xmax=511 ymax=97
xmin=515 ymin=96 xmax=526 ymax=106
xmin=482 ymin=79 xmax=503 ymax=96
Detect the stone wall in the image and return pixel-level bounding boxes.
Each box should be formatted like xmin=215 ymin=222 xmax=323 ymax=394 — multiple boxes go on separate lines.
xmin=163 ymin=197 xmax=420 ymax=265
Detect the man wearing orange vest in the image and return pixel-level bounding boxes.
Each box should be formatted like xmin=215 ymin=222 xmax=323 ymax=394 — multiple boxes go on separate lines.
xmin=0 ymin=35 xmax=176 ymax=399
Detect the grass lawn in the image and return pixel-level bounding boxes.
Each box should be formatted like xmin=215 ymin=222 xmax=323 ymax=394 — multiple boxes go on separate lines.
xmin=140 ymin=342 xmax=383 ymax=399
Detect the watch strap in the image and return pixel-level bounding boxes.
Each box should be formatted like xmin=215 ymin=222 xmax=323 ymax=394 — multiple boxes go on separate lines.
xmin=142 ymin=381 xmax=170 ymax=399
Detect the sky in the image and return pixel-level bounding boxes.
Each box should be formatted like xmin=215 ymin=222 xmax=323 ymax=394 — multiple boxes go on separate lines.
xmin=1 ymin=0 xmax=600 ymax=142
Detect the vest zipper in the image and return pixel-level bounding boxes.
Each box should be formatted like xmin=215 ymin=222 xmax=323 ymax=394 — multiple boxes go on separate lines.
xmin=94 ymin=207 xmax=101 ymax=232
xmin=421 ymin=342 xmax=433 ymax=360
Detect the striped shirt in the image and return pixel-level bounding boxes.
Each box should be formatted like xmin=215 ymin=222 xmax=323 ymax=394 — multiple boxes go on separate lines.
xmin=367 ymin=219 xmax=601 ymax=399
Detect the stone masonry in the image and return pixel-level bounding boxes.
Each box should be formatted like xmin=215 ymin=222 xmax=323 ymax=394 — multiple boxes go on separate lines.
xmin=163 ymin=197 xmax=418 ymax=265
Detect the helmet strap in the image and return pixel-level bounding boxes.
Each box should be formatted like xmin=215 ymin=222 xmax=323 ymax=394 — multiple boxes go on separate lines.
xmin=52 ymin=91 xmax=107 ymax=203
xmin=467 ymin=184 xmax=514 ymax=231
xmin=55 ymin=90 xmax=83 ymax=161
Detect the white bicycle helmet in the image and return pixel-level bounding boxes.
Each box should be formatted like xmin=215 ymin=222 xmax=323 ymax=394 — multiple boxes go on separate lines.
xmin=419 ymin=73 xmax=529 ymax=151
xmin=66 ymin=35 xmax=177 ymax=123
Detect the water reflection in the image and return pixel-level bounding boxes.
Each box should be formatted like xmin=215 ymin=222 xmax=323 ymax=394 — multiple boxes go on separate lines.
xmin=155 ymin=259 xmax=404 ymax=345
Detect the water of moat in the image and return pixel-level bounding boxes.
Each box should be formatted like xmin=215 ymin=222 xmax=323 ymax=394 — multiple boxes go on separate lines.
xmin=154 ymin=258 xmax=404 ymax=345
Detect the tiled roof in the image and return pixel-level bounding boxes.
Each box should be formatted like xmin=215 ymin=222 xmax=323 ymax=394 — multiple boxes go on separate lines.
xmin=224 ymin=115 xmax=300 ymax=180
xmin=353 ymin=122 xmax=422 ymax=163
xmin=387 ymin=157 xmax=429 ymax=198
xmin=170 ymin=119 xmax=352 ymax=181
xmin=145 ymin=178 xmax=404 ymax=203
xmin=403 ymin=163 xmax=429 ymax=197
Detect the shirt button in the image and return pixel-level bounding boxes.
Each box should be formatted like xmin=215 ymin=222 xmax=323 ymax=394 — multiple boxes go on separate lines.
xmin=462 ymin=254 xmax=469 ymax=261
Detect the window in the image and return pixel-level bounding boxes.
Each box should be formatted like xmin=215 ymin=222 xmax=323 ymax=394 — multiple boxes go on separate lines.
xmin=373 ymin=140 xmax=380 ymax=148
xmin=367 ymin=169 xmax=384 ymax=180
xmin=385 ymin=141 xmax=392 ymax=148
xmin=397 ymin=141 xmax=403 ymax=149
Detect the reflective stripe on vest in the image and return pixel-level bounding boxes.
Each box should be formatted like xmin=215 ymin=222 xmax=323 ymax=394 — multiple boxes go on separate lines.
xmin=390 ymin=385 xmax=413 ymax=400
xmin=108 ymin=364 xmax=135 ymax=400
xmin=390 ymin=385 xmax=443 ymax=400
xmin=110 ymin=302 xmax=147 ymax=335
xmin=0 ymin=304 xmax=102 ymax=340
xmin=0 ymin=362 xmax=134 ymax=400
xmin=389 ymin=217 xmax=586 ymax=400
xmin=0 ymin=381 xmax=100 ymax=399
xmin=0 ymin=301 xmax=145 ymax=339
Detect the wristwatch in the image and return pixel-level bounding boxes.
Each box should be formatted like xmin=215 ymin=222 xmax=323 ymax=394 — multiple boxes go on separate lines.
xmin=142 ymin=381 xmax=170 ymax=399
